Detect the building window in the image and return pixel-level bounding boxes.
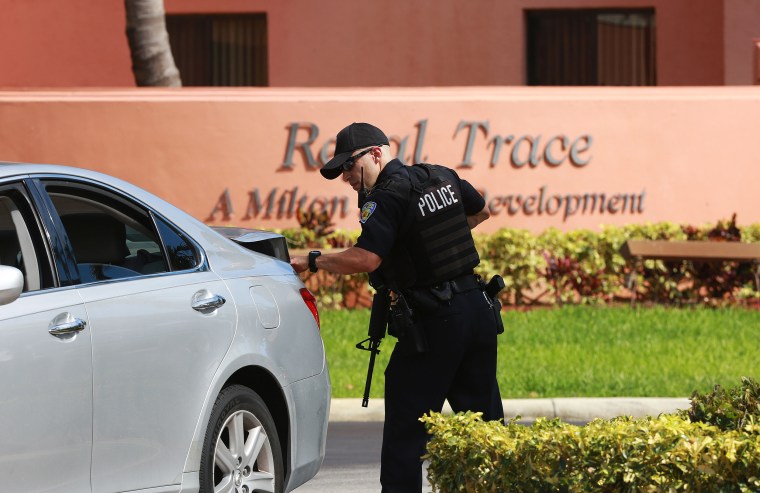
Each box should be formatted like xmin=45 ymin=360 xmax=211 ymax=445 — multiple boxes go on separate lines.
xmin=166 ymin=14 xmax=268 ymax=87
xmin=526 ymin=9 xmax=656 ymax=86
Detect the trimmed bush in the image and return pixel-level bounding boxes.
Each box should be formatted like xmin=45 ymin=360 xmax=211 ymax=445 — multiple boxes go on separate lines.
xmin=423 ymin=414 xmax=760 ymax=492
xmin=422 ymin=378 xmax=760 ymax=493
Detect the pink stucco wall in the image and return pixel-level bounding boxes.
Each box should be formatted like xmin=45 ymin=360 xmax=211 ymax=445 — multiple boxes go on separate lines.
xmin=1 ymin=87 xmax=758 ymax=233
xmin=0 ymin=0 xmax=133 ymax=87
xmin=1 ymin=0 xmax=757 ymax=88
xmin=724 ymin=0 xmax=760 ymax=84
xmin=166 ymin=0 xmax=728 ymax=86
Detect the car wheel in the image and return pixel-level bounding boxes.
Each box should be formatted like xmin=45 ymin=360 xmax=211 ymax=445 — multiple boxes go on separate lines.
xmin=200 ymin=385 xmax=284 ymax=493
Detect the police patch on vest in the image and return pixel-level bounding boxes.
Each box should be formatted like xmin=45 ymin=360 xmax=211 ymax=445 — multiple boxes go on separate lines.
xmin=360 ymin=201 xmax=377 ymax=223
xmin=416 ymin=180 xmax=459 ymax=218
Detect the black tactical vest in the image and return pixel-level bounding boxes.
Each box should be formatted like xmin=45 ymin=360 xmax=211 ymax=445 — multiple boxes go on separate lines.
xmin=375 ymin=164 xmax=479 ymax=288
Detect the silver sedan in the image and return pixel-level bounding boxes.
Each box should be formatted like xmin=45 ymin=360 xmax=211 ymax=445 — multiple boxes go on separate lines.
xmin=0 ymin=163 xmax=330 ymax=493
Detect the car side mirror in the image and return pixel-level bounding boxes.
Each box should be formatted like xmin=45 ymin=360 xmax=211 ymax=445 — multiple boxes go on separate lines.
xmin=0 ymin=265 xmax=24 ymax=306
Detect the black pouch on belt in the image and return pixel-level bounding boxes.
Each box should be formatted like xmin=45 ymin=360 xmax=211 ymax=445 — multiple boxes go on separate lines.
xmin=429 ymin=282 xmax=453 ymax=302
xmin=405 ymin=287 xmax=441 ymax=313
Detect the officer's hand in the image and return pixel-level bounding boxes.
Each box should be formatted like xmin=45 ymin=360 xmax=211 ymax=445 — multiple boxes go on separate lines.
xmin=290 ymin=255 xmax=309 ymax=273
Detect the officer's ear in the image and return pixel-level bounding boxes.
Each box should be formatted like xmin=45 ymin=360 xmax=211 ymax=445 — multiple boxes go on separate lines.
xmin=364 ymin=146 xmax=376 ymax=165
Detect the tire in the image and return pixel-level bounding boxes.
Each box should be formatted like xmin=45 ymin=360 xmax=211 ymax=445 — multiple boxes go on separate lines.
xmin=199 ymin=385 xmax=284 ymax=493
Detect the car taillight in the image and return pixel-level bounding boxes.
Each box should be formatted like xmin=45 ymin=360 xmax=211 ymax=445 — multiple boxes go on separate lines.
xmin=299 ymin=288 xmax=320 ymax=330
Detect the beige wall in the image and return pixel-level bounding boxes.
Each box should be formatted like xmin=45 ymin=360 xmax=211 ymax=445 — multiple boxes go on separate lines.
xmin=1 ymin=87 xmax=758 ymax=234
xmin=2 ymin=0 xmax=758 ymax=87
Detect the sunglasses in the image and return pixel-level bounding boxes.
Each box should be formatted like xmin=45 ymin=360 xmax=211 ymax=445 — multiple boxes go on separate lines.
xmin=341 ymin=147 xmax=375 ymax=172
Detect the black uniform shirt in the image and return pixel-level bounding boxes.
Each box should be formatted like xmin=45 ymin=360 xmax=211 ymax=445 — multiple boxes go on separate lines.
xmin=355 ymin=159 xmax=485 ymax=260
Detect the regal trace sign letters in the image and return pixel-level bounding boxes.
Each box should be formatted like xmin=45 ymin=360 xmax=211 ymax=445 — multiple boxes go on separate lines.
xmin=209 ymin=120 xmax=646 ymax=226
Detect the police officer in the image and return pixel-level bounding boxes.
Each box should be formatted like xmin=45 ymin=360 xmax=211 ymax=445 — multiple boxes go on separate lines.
xmin=291 ymin=122 xmax=504 ymax=493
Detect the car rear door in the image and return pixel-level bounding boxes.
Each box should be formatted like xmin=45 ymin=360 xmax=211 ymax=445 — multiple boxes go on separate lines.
xmin=0 ymin=181 xmax=93 ymax=492
xmin=38 ymin=178 xmax=237 ymax=493
xmin=79 ymin=270 xmax=235 ymax=493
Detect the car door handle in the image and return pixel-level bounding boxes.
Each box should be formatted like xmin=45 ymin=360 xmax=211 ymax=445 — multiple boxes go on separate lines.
xmin=49 ymin=318 xmax=87 ymax=336
xmin=192 ymin=294 xmax=226 ymax=312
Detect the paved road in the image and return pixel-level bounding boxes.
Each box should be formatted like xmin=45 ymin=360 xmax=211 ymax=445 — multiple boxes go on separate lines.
xmin=292 ymin=421 xmax=436 ymax=493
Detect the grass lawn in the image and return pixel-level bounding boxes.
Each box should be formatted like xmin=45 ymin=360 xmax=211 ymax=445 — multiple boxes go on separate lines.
xmin=320 ymin=305 xmax=760 ymax=399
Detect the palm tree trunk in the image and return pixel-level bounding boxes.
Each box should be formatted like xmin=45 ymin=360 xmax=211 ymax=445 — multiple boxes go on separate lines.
xmin=125 ymin=0 xmax=182 ymax=87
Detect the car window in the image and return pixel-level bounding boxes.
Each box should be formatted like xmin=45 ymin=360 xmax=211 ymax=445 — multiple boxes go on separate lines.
xmin=41 ymin=180 xmax=199 ymax=283
xmin=0 ymin=184 xmax=54 ymax=291
xmin=154 ymin=216 xmax=201 ymax=271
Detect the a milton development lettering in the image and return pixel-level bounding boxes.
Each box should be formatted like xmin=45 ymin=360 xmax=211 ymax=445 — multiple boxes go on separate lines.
xmin=209 ymin=120 xmax=645 ymax=223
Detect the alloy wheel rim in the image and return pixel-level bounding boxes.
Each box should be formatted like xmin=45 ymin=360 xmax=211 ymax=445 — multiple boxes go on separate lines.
xmin=213 ymin=409 xmax=275 ymax=493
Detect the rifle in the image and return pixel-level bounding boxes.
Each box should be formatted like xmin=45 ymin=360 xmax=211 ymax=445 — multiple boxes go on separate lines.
xmin=355 ymin=287 xmax=390 ymax=407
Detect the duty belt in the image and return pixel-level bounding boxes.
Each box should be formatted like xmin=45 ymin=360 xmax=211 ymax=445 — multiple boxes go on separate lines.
xmin=446 ymin=273 xmax=480 ymax=294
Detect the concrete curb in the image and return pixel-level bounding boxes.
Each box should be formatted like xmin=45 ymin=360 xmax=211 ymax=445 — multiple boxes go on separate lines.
xmin=329 ymin=397 xmax=691 ymax=422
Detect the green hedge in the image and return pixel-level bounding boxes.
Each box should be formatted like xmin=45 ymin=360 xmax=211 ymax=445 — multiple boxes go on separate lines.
xmin=422 ymin=378 xmax=760 ymax=492
xmin=281 ymin=217 xmax=760 ymax=307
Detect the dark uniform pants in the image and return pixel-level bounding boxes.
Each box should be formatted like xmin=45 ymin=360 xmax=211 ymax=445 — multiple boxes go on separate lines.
xmin=380 ymin=288 xmax=504 ymax=493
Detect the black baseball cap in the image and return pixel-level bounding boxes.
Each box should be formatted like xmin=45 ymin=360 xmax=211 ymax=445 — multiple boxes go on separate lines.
xmin=320 ymin=122 xmax=390 ymax=180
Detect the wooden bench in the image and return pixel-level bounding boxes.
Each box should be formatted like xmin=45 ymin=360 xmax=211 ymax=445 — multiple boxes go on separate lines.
xmin=620 ymin=240 xmax=760 ymax=304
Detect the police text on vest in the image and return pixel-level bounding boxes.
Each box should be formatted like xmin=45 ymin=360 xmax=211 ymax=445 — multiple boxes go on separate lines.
xmin=418 ymin=184 xmax=458 ymax=217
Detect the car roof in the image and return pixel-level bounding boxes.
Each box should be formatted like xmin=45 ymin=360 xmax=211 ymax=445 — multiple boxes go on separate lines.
xmin=0 ymin=161 xmax=191 ymax=230
xmin=0 ymin=161 xmax=114 ymax=181
xmin=0 ymin=162 xmax=294 ymax=277
xmin=0 ymin=161 xmax=163 ymax=204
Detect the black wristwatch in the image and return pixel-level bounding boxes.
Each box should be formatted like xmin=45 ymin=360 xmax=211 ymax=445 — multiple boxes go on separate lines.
xmin=308 ymin=250 xmax=321 ymax=273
